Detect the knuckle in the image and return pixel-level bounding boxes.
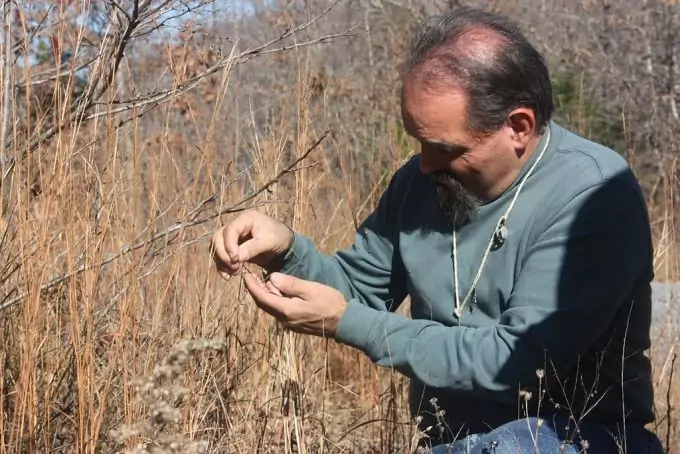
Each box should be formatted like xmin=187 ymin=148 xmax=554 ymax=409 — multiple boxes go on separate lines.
xmin=244 ymin=209 xmax=259 ymax=219
xmin=279 ymin=307 xmax=291 ymax=318
xmin=279 ymin=306 xmax=295 ymax=320
xmin=210 ymin=229 xmax=221 ymax=247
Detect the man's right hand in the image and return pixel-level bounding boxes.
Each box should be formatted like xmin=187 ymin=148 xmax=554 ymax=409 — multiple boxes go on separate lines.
xmin=211 ymin=210 xmax=295 ymax=281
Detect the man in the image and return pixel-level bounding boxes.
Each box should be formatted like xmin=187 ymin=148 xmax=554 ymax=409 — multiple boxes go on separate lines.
xmin=211 ymin=7 xmax=665 ymax=453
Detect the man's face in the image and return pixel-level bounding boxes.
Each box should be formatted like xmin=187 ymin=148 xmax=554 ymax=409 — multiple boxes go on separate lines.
xmin=400 ymin=80 xmax=513 ymax=228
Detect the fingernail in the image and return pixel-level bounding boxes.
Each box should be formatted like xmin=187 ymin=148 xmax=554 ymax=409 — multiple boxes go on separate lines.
xmin=220 ymin=271 xmax=231 ymax=280
xmin=269 ymin=273 xmax=283 ymax=286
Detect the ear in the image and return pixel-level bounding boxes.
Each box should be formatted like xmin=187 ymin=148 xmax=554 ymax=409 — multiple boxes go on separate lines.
xmin=506 ymin=108 xmax=536 ymax=149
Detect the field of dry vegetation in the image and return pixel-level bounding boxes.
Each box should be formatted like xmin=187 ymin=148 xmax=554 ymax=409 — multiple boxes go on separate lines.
xmin=0 ymin=0 xmax=679 ymax=453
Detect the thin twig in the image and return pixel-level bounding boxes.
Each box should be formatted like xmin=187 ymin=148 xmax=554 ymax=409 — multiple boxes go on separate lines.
xmin=4 ymin=0 xmax=352 ymax=168
xmin=14 ymin=56 xmax=98 ymax=89
xmin=0 ymin=0 xmax=12 ymax=165
xmin=87 ymin=28 xmax=358 ymax=115
xmin=0 ymin=130 xmax=329 ymax=311
xmin=667 ymin=353 xmax=676 ymax=453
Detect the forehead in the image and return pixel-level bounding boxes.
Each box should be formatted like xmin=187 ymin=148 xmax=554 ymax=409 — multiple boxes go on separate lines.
xmin=400 ymin=80 xmax=472 ymax=146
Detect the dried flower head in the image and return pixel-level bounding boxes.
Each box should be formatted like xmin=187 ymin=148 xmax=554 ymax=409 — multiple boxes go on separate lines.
xmin=109 ymin=338 xmax=225 ymax=454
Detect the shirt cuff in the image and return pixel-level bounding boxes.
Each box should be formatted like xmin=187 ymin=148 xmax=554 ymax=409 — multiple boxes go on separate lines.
xmin=277 ymin=231 xmax=308 ymax=275
xmin=335 ymin=298 xmax=380 ymax=352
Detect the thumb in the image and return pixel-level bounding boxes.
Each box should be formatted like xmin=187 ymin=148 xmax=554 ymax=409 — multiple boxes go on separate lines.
xmin=224 ymin=213 xmax=256 ymax=260
xmin=236 ymin=237 xmax=266 ymax=262
xmin=268 ymin=273 xmax=316 ymax=299
xmin=237 ymin=235 xmax=279 ymax=264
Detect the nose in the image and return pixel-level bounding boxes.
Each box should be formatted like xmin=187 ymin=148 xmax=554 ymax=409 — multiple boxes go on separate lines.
xmin=419 ymin=147 xmax=446 ymax=175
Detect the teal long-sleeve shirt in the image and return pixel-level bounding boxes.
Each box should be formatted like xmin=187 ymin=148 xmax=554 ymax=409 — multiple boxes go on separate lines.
xmin=276 ymin=121 xmax=656 ymax=439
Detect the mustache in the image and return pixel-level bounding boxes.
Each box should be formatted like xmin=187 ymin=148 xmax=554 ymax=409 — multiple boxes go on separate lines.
xmin=430 ymin=171 xmax=470 ymax=195
xmin=430 ymin=171 xmax=461 ymax=188
xmin=429 ymin=171 xmax=479 ymax=228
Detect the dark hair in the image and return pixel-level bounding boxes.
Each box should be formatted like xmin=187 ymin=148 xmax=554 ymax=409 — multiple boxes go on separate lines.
xmin=404 ymin=7 xmax=554 ymax=135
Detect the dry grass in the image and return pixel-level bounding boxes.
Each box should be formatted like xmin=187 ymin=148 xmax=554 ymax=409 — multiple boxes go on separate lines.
xmin=1 ymin=1 xmax=679 ymax=453
xmin=0 ymin=10 xmax=418 ymax=451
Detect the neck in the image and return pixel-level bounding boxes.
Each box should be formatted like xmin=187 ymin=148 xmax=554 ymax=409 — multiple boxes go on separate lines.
xmin=460 ymin=133 xmax=545 ymax=202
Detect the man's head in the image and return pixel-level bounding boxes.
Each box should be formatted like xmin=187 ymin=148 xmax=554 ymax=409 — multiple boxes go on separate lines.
xmin=400 ymin=7 xmax=554 ymax=228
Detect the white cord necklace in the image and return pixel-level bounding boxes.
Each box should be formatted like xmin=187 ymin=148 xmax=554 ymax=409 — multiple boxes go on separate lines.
xmin=452 ymin=128 xmax=552 ymax=319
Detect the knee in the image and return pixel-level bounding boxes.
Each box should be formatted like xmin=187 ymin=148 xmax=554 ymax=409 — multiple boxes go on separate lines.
xmin=474 ymin=417 xmax=580 ymax=454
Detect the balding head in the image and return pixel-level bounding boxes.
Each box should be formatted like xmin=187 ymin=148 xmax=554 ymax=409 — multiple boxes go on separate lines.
xmin=399 ymin=9 xmax=555 ymax=225
xmin=402 ymin=7 xmax=554 ymax=136
xmin=405 ymin=26 xmax=506 ymax=92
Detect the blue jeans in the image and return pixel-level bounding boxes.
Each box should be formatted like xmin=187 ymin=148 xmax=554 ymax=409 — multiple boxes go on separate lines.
xmin=428 ymin=416 xmax=665 ymax=453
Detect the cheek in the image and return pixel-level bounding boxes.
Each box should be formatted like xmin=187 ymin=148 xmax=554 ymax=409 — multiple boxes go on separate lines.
xmin=447 ymin=155 xmax=470 ymax=173
xmin=466 ymin=137 xmax=508 ymax=167
xmin=490 ymin=134 xmax=514 ymax=157
xmin=448 ymin=143 xmax=498 ymax=174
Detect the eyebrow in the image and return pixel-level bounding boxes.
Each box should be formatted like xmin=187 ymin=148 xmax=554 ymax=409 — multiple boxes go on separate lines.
xmin=400 ymin=122 xmax=469 ymax=153
xmin=424 ymin=140 xmax=469 ymax=153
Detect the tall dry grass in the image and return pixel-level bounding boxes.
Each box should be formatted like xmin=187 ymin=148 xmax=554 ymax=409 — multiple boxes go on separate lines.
xmin=0 ymin=7 xmax=418 ymax=452
xmin=0 ymin=1 xmax=679 ymax=453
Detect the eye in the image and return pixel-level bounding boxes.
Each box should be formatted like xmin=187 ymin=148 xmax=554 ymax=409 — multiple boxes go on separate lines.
xmin=421 ymin=142 xmax=468 ymax=155
xmin=438 ymin=145 xmax=468 ymax=155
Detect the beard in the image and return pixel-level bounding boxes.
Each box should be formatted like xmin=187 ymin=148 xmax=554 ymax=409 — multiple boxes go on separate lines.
xmin=430 ymin=171 xmax=479 ymax=229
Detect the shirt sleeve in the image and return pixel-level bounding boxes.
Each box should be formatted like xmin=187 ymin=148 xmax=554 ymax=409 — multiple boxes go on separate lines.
xmin=275 ymin=160 xmax=414 ymax=313
xmin=332 ymin=175 xmax=653 ymax=402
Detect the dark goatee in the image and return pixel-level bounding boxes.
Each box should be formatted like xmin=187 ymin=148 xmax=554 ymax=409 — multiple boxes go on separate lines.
xmin=430 ymin=171 xmax=479 ymax=229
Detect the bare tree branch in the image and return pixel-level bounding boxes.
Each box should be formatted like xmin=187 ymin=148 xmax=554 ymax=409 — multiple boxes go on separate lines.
xmin=3 ymin=0 xmax=353 ymax=185
xmin=86 ymin=28 xmax=358 ymax=117
xmin=0 ymin=0 xmax=12 ymax=165
xmin=0 ymin=130 xmax=330 ymax=311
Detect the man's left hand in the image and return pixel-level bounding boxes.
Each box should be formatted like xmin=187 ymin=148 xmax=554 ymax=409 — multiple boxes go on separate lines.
xmin=243 ymin=271 xmax=348 ymax=338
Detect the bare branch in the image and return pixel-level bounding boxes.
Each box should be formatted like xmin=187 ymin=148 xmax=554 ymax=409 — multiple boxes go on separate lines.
xmin=1 ymin=0 xmax=12 ymax=165
xmin=0 ymin=130 xmax=330 ymax=311
xmin=109 ymin=0 xmax=133 ymax=24
xmin=4 ymin=0 xmax=353 ymax=178
xmin=86 ymin=27 xmax=358 ymax=118
xmin=14 ymin=56 xmax=98 ymax=89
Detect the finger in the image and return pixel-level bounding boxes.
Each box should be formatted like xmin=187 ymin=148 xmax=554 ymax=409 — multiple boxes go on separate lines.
xmin=223 ymin=213 xmax=256 ymax=262
xmin=211 ymin=227 xmax=229 ymax=264
xmin=248 ymin=272 xmax=271 ymax=290
xmin=215 ymin=263 xmax=233 ymax=281
xmin=214 ymin=251 xmax=240 ymax=277
xmin=243 ymin=270 xmax=281 ymax=295
xmin=211 ymin=228 xmax=238 ymax=279
xmin=266 ymin=280 xmax=283 ymax=297
xmin=237 ymin=237 xmax=268 ymax=263
xmin=244 ymin=273 xmax=289 ymax=318
xmin=268 ymin=273 xmax=317 ymax=299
